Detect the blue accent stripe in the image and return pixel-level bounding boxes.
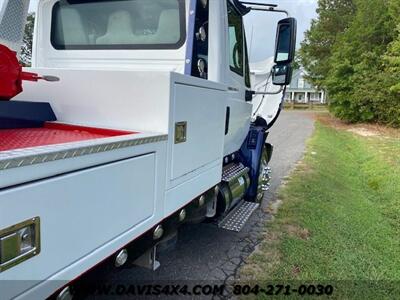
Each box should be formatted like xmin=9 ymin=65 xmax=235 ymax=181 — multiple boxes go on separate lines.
xmin=184 ymin=0 xmax=197 ymax=75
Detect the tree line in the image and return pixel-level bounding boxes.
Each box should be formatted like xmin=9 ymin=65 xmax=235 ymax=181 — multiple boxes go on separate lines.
xmin=299 ymin=0 xmax=400 ymax=127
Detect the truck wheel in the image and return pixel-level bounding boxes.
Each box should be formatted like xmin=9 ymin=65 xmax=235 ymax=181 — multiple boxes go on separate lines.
xmin=256 ymin=145 xmax=271 ymax=202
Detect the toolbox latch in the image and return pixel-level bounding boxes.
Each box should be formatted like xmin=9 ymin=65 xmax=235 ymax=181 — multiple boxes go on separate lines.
xmin=175 ymin=121 xmax=187 ymax=144
xmin=0 ymin=217 xmax=40 ymax=272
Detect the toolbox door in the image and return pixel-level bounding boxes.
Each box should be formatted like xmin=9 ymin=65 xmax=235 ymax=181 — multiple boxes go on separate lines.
xmin=0 ymin=153 xmax=156 ymax=283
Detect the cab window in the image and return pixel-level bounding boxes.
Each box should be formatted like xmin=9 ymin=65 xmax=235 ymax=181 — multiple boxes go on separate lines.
xmin=51 ymin=0 xmax=185 ymax=50
xmin=227 ymin=2 xmax=244 ymax=76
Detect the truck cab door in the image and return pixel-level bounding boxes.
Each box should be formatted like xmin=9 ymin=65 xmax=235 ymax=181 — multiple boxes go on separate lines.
xmin=222 ymin=1 xmax=253 ymax=156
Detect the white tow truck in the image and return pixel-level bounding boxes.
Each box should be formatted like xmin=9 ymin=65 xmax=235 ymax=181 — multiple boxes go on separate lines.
xmin=0 ymin=0 xmax=296 ymax=299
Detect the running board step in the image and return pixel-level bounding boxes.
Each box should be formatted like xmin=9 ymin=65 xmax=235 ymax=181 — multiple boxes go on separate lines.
xmin=222 ymin=162 xmax=249 ymax=182
xmin=218 ymin=201 xmax=260 ymax=232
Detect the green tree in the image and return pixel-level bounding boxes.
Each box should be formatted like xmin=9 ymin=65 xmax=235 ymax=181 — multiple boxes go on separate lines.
xmin=301 ymin=0 xmax=400 ymax=127
xmin=381 ymin=0 xmax=400 ymax=125
xmin=386 ymin=0 xmax=400 ymax=94
xmin=326 ymin=0 xmax=397 ymax=124
xmin=299 ymin=0 xmax=356 ymax=88
xmin=386 ymin=33 xmax=400 ymax=94
xmin=20 ymin=13 xmax=35 ymax=67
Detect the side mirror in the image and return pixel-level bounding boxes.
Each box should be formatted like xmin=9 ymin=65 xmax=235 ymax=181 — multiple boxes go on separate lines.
xmin=272 ymin=64 xmax=292 ymax=86
xmin=274 ymin=18 xmax=297 ymax=64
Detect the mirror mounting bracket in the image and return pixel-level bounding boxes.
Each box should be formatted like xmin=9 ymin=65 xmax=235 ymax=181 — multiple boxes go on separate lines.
xmin=252 ymin=86 xmax=284 ymax=95
xmin=239 ymin=1 xmax=289 ymax=17
xmin=245 ymin=86 xmax=284 ymax=102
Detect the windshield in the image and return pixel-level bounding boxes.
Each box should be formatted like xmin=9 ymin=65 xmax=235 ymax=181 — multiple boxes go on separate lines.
xmin=51 ymin=0 xmax=186 ymax=50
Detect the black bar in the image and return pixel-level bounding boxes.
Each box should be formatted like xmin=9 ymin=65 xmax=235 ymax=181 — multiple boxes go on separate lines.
xmin=225 ymin=107 xmax=230 ymax=135
xmin=240 ymin=1 xmax=278 ymax=8
xmin=0 ymin=100 xmax=57 ymax=129
xmin=0 ymin=101 xmax=56 ymax=122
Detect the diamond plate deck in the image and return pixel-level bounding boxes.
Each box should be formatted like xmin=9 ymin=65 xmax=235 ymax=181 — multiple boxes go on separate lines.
xmin=222 ymin=163 xmax=249 ymax=182
xmin=0 ymin=123 xmax=133 ymax=152
xmin=0 ymin=133 xmax=167 ymax=171
xmin=218 ymin=201 xmax=260 ymax=232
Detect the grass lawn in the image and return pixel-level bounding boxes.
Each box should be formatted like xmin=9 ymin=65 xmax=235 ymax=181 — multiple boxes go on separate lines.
xmin=240 ymin=119 xmax=400 ymax=299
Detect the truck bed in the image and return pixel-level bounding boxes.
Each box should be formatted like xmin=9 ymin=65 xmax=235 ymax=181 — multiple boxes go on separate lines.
xmin=0 ymin=128 xmax=168 ymax=299
xmin=0 ymin=123 xmax=167 ymax=190
xmin=0 ymin=123 xmax=134 ymax=151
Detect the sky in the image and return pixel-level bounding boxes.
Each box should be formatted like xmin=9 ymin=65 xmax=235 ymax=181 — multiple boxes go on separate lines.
xmin=244 ymin=0 xmax=318 ymax=62
xmin=2 ymin=0 xmax=318 ymax=62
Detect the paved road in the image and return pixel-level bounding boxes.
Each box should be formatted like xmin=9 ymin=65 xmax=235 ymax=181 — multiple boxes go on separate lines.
xmin=88 ymin=111 xmax=315 ymax=295
xmin=264 ymin=111 xmax=315 ymax=205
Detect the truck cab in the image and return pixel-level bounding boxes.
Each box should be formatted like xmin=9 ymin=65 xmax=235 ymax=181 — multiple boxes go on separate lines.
xmin=0 ymin=1 xmax=296 ymax=299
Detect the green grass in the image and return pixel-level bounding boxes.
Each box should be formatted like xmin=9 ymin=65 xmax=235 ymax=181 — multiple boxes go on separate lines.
xmin=241 ymin=122 xmax=400 ymax=299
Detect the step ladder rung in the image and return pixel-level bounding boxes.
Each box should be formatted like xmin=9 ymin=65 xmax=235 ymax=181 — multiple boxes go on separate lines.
xmin=218 ymin=201 xmax=260 ymax=232
xmin=222 ymin=163 xmax=249 ymax=182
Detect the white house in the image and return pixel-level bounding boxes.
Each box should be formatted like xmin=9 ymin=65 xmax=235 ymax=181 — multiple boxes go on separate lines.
xmin=284 ymin=69 xmax=326 ymax=104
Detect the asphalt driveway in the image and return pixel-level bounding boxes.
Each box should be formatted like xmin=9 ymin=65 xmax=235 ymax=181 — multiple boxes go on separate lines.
xmin=87 ymin=110 xmax=315 ymax=295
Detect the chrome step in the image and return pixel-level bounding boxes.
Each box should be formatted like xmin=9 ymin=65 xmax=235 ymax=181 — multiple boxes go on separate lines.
xmin=218 ymin=200 xmax=260 ymax=232
xmin=222 ymin=162 xmax=249 ymax=182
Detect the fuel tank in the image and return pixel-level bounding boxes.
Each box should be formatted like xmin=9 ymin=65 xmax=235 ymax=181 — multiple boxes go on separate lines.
xmin=217 ymin=162 xmax=251 ymax=215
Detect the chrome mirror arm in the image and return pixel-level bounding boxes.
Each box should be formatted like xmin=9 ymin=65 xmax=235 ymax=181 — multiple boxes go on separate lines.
xmin=252 ymin=86 xmax=284 ymax=96
xmin=240 ymin=2 xmax=289 ymax=17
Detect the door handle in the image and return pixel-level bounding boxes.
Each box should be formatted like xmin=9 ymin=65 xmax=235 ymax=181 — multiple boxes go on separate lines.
xmin=175 ymin=121 xmax=187 ymax=144
xmin=225 ymin=107 xmax=230 ymax=135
